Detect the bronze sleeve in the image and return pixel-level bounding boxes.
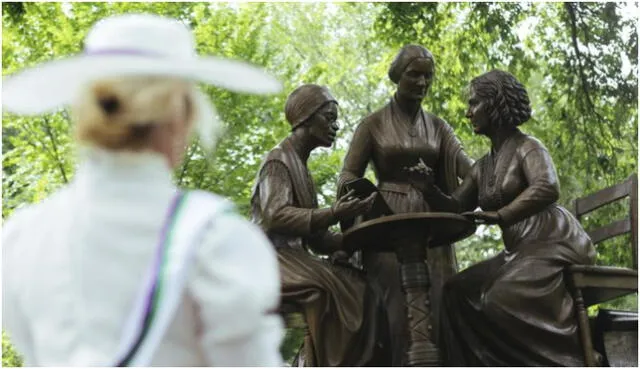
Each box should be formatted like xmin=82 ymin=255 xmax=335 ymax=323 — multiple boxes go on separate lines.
xmin=497 ymin=148 xmax=560 ymax=225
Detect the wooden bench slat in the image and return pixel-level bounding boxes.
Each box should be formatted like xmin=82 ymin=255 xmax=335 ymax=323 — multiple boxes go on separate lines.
xmin=576 ymin=179 xmax=631 ymax=216
xmin=588 ymin=218 xmax=632 ymax=245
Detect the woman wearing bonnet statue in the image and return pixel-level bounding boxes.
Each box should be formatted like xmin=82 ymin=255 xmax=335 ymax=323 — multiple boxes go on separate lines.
xmin=251 ymin=84 xmax=390 ymax=366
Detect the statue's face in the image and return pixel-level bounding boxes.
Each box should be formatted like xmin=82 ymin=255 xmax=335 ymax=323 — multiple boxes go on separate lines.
xmin=396 ymin=58 xmax=434 ymax=102
xmin=466 ymin=86 xmax=492 ymax=135
xmin=308 ymin=102 xmax=339 ymax=147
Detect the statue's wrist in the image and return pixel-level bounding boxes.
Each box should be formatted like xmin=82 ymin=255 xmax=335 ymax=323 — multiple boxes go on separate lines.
xmin=330 ymin=205 xmax=339 ymax=223
xmin=310 ymin=208 xmax=338 ymax=231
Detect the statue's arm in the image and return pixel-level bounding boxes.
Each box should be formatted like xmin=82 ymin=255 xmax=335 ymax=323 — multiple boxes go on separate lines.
xmin=259 ymin=161 xmax=337 ymax=235
xmin=452 ymin=169 xmax=479 ymax=212
xmin=497 ymin=147 xmax=560 ymax=226
xmin=438 ymin=117 xmax=474 ymax=180
xmin=337 ymin=121 xmax=372 ymax=198
xmin=424 ymin=164 xmax=479 ymax=212
xmin=456 ymin=147 xmax=474 ymax=179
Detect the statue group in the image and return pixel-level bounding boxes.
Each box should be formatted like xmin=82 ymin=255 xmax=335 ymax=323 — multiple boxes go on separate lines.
xmin=250 ymin=45 xmax=597 ymax=366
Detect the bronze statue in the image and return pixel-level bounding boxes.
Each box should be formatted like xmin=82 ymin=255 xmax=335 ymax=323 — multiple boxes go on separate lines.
xmin=251 ymin=84 xmax=389 ymax=366
xmin=337 ymin=45 xmax=473 ymax=366
xmin=416 ymin=69 xmax=597 ymax=366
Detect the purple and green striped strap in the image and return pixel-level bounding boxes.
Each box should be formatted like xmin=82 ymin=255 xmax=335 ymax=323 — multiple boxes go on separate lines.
xmin=117 ymin=191 xmax=189 ymax=367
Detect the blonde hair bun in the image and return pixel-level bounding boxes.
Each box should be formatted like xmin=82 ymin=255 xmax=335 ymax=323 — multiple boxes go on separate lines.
xmin=73 ymin=76 xmax=195 ymax=150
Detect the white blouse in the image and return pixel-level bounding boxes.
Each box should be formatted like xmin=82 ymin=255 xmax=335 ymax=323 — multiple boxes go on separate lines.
xmin=2 ymin=147 xmax=284 ymax=366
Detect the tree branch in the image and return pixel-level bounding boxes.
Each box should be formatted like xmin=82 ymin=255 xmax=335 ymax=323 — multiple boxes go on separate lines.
xmin=565 ymin=3 xmax=615 ymax=154
xmin=42 ymin=116 xmax=68 ymax=183
xmin=177 ymin=142 xmax=197 ymax=186
xmin=565 ymin=3 xmax=596 ymax=111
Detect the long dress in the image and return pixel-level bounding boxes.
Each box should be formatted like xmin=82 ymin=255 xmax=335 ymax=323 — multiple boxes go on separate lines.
xmin=251 ymin=136 xmax=388 ymax=367
xmin=439 ymin=129 xmax=596 ymax=366
xmin=337 ymin=97 xmax=472 ymax=366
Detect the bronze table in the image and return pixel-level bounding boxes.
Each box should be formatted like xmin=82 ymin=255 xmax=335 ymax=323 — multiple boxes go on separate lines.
xmin=343 ymin=212 xmax=475 ymax=366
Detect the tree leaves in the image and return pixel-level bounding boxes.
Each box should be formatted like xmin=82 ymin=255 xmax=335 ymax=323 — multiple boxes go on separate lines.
xmin=2 ymin=331 xmax=24 ymax=367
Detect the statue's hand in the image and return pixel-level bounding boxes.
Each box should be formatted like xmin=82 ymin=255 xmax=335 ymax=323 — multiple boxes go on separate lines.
xmin=404 ymin=158 xmax=435 ymax=193
xmin=332 ymin=190 xmax=376 ymax=221
xmin=461 ymin=211 xmax=501 ymax=225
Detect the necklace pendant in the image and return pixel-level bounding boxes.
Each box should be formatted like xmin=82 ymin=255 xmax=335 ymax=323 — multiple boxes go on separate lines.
xmin=408 ymin=126 xmax=417 ymax=137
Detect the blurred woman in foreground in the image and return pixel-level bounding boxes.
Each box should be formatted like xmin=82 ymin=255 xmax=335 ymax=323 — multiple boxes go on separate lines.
xmin=2 ymin=13 xmax=284 ymax=366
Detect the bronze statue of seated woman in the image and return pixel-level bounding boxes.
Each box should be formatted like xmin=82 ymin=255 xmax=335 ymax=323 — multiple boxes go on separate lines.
xmin=251 ymin=84 xmax=390 ymax=366
xmin=408 ymin=69 xmax=597 ymax=366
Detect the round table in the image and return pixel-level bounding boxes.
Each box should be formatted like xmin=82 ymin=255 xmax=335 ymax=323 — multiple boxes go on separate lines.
xmin=343 ymin=212 xmax=476 ymax=366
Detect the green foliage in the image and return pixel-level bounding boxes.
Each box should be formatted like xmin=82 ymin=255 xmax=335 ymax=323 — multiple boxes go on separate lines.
xmin=280 ymin=326 xmax=305 ymax=365
xmin=2 ymin=331 xmax=23 ymax=367
xmin=2 ymin=2 xmax=637 ymax=363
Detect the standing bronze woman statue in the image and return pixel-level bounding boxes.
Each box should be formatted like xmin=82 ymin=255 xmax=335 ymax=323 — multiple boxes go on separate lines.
xmin=416 ymin=69 xmax=596 ymax=366
xmin=251 ymin=84 xmax=389 ymax=366
xmin=337 ymin=45 xmax=473 ymax=366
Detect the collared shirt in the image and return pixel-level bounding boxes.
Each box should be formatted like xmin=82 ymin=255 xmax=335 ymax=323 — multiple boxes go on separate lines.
xmin=2 ymin=147 xmax=284 ymax=366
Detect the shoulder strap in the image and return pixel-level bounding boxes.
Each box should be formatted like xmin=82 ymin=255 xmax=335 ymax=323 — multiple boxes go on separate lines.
xmin=114 ymin=190 xmax=232 ymax=366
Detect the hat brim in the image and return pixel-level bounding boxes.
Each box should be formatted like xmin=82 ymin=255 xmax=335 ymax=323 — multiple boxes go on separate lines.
xmin=2 ymin=54 xmax=282 ymax=115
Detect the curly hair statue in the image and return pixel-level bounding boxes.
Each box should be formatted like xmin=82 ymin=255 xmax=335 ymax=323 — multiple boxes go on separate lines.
xmin=470 ymin=69 xmax=532 ymax=129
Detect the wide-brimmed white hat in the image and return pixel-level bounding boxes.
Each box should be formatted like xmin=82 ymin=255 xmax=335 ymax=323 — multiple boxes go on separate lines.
xmin=2 ymin=13 xmax=282 ymax=149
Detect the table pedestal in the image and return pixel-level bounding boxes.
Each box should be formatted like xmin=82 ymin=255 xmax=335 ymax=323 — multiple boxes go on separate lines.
xmin=343 ymin=212 xmax=475 ymax=367
xmin=397 ymin=237 xmax=440 ymax=366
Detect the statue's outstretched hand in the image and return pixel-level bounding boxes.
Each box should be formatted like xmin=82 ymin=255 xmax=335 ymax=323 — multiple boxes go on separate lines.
xmin=461 ymin=211 xmax=501 ymax=225
xmin=332 ymin=190 xmax=376 ymax=221
xmin=405 ymin=158 xmax=435 ymax=194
